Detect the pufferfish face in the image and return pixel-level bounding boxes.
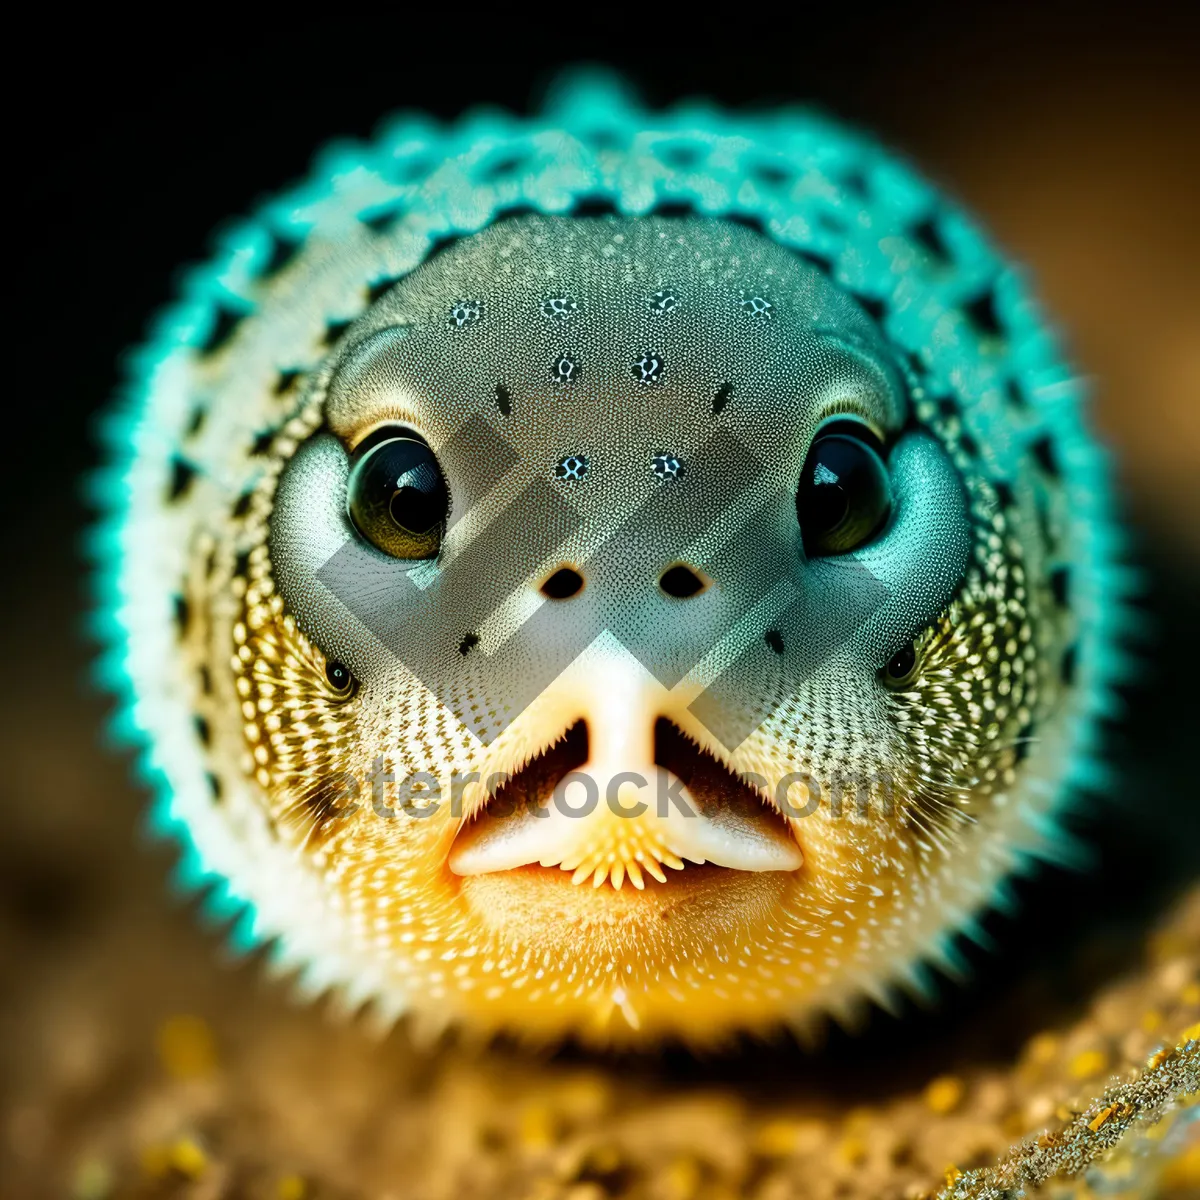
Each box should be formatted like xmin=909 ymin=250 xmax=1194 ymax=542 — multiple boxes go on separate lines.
xmin=230 ymin=214 xmax=1060 ymax=1041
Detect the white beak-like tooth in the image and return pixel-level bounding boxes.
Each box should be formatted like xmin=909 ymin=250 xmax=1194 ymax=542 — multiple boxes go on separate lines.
xmin=448 ymin=765 xmax=802 ymax=878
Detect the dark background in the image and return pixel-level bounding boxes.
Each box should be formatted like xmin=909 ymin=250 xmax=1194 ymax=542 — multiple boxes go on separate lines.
xmin=3 ymin=6 xmax=1198 ymax=1193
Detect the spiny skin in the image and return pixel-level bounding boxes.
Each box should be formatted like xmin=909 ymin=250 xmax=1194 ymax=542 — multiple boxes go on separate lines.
xmin=93 ymin=79 xmax=1128 ymax=1045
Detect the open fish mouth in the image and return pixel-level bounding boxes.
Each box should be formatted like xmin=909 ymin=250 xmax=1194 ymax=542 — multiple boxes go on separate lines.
xmin=448 ymin=719 xmax=804 ymax=890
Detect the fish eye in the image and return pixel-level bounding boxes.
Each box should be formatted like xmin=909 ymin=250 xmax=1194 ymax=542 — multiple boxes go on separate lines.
xmin=324 ymin=660 xmax=355 ymax=694
xmin=796 ymin=424 xmax=891 ymax=556
xmin=347 ymin=433 xmax=449 ymax=560
xmin=880 ymin=640 xmax=918 ymax=688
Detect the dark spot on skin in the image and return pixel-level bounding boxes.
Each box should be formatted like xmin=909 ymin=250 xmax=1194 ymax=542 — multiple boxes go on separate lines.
xmin=911 ymin=216 xmax=952 ymax=266
xmin=854 ymin=292 xmax=886 ymax=323
xmin=840 ymin=167 xmax=869 ymax=198
xmin=937 ymin=396 xmax=960 ymax=421
xmin=722 ymin=211 xmax=767 ymax=235
xmin=495 ymin=381 xmax=512 ymax=416
xmin=963 ymin=289 xmax=1004 ymax=341
xmin=1061 ymin=643 xmax=1078 ymax=687
xmin=959 ymin=432 xmax=980 ymax=459
xmin=200 ymin=306 xmax=245 ymax=356
xmin=459 ymin=633 xmax=480 ymax=655
xmin=250 ymin=430 xmax=275 ymax=456
xmin=660 ymin=141 xmax=703 ymax=169
xmin=173 ymin=595 xmax=190 ymax=637
xmin=765 ymin=630 xmax=785 ymax=655
xmin=274 ymin=369 xmax=302 ymax=395
xmin=168 ymin=457 xmax=197 ymax=501
xmin=713 ymin=381 xmax=733 ymax=415
xmin=793 ymin=248 xmax=835 ymax=275
xmin=817 ymin=211 xmax=846 ymax=236
xmin=749 ymin=160 xmax=791 ymax=188
xmin=323 ymin=319 xmax=352 ymax=347
xmin=648 ymin=200 xmax=694 ymax=220
xmin=232 ymin=491 xmax=253 ymax=518
xmin=423 ymin=232 xmax=463 ymax=265
xmin=569 ymin=195 xmax=621 ymax=218
xmin=1050 ymin=566 xmax=1070 ymax=608
xmin=1031 ymin=435 xmax=1061 ymax=480
xmin=1013 ymin=721 xmax=1036 ymax=765
xmin=365 ymin=276 xmax=401 ymax=305
xmin=387 ymin=155 xmax=433 ymax=185
xmin=198 ymin=665 xmax=212 ymax=695
xmin=1035 ymin=493 xmax=1055 ymax=551
xmin=632 ymin=352 xmax=665 ymax=386
xmin=207 ymin=772 xmax=223 ymax=801
xmin=993 ymin=480 xmax=1016 ymax=510
xmin=360 ymin=209 xmax=403 ymax=236
xmin=555 ymin=455 xmax=589 ymax=482
xmin=494 ymin=203 xmax=542 ymax=224
xmin=194 ymin=715 xmax=212 ymax=746
xmin=186 ymin=406 xmax=206 ymax=437
xmin=481 ymin=152 xmax=528 ymax=180
xmin=1005 ymin=379 xmax=1029 ymax=410
xmin=550 ymin=353 xmax=582 ymax=385
xmin=233 ymin=550 xmax=252 ymax=579
xmin=261 ymin=233 xmax=303 ymax=278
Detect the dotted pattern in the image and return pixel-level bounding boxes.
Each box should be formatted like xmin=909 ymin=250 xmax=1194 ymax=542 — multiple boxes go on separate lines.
xmin=95 ymin=73 xmax=1129 ymax=1081
xmin=646 ymin=288 xmax=680 ymax=315
xmin=549 ymin=351 xmax=581 ymax=385
xmin=740 ymin=291 xmax=775 ymax=319
xmin=651 ymin=452 xmax=684 ymax=480
xmin=541 ymin=294 xmax=579 ymax=321
xmin=554 ymin=454 xmax=589 ymax=482
xmin=448 ymin=298 xmax=483 ymax=329
xmin=631 ymin=351 xmax=665 ymax=386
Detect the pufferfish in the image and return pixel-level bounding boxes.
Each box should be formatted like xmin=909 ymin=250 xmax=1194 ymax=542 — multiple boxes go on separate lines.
xmin=92 ymin=75 xmax=1129 ymax=1045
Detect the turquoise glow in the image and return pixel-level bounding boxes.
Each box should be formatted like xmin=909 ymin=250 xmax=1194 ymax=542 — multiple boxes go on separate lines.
xmin=90 ymin=71 xmax=1134 ymax=978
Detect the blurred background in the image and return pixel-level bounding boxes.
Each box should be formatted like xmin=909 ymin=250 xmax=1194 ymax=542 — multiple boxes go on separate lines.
xmin=4 ymin=6 xmax=1198 ymax=1197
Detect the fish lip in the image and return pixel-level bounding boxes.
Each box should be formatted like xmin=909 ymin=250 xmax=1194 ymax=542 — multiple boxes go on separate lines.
xmin=447 ymin=717 xmax=804 ymax=884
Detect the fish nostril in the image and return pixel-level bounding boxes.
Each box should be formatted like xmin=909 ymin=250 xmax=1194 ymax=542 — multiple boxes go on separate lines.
xmin=541 ymin=566 xmax=585 ymax=600
xmin=659 ymin=564 xmax=706 ymax=598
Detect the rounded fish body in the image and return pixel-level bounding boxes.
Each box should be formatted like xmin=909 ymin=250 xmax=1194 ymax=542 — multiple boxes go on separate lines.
xmin=94 ymin=76 xmax=1127 ymax=1044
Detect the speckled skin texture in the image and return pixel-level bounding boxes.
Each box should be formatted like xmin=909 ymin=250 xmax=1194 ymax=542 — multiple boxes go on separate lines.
xmin=228 ymin=212 xmax=1059 ymax=1042
xmin=87 ymin=79 xmax=1197 ymax=1195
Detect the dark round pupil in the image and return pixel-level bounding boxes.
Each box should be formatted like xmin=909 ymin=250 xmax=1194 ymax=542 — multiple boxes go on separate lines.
xmin=806 ymin=436 xmax=867 ymax=533
xmin=809 ymin=474 xmax=850 ymax=534
xmin=347 ymin=434 xmax=448 ymax=562
xmin=796 ymin=429 xmax=891 ymax=557
xmin=388 ymin=476 xmax=442 ymax=534
xmin=887 ymin=643 xmax=916 ymax=679
xmin=326 ymin=661 xmax=351 ymax=688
